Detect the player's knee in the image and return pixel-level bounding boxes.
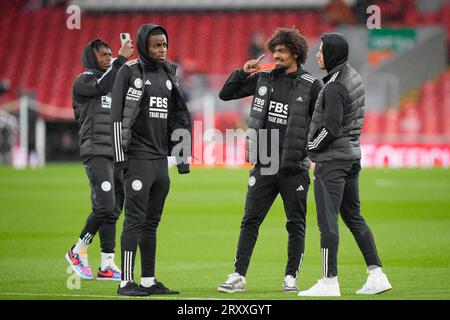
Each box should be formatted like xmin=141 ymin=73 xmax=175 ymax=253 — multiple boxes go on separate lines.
xmin=286 ymin=221 xmax=305 ymax=237
xmin=144 ymin=215 xmax=162 ymax=232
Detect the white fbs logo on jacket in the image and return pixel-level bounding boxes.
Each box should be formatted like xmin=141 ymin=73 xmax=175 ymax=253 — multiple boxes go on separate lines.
xmin=149 ymin=96 xmax=168 ymax=119
xmin=268 ymin=100 xmax=288 ymax=125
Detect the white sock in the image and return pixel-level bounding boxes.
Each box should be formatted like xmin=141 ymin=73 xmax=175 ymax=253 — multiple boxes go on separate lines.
xmin=369 ymin=266 xmax=382 ymax=275
xmin=73 ymin=239 xmax=88 ymax=254
xmin=101 ymin=252 xmax=115 ymax=270
xmin=323 ymin=276 xmax=338 ymax=285
xmin=141 ymin=277 xmax=156 ymax=288
xmin=120 ymin=281 xmax=129 ymax=288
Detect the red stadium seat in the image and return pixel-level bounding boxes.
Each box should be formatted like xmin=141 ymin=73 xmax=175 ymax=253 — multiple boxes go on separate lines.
xmin=0 ymin=7 xmax=333 ymax=116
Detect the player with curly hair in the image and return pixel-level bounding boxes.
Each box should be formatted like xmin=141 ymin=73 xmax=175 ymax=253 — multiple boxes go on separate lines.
xmin=217 ymin=28 xmax=323 ymax=293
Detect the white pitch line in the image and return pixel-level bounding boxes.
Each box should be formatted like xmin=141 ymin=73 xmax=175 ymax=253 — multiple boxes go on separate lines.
xmin=0 ymin=292 xmax=247 ymax=300
xmin=2 ymin=290 xmax=449 ymax=299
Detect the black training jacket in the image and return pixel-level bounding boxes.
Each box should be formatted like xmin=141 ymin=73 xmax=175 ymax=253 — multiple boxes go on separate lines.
xmin=220 ymin=66 xmax=322 ymax=172
xmin=110 ymin=24 xmax=192 ymax=174
xmin=307 ymin=33 xmax=364 ymax=163
xmin=72 ymin=39 xmax=127 ymax=163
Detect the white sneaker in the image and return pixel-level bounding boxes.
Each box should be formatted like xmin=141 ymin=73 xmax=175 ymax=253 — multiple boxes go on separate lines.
xmin=356 ymin=268 xmax=392 ymax=295
xmin=298 ymin=278 xmax=341 ymax=297
xmin=282 ymin=275 xmax=298 ymax=292
xmin=217 ymin=273 xmax=246 ymax=293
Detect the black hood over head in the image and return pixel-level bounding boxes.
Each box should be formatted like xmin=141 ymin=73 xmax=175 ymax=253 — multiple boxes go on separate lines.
xmin=136 ymin=23 xmax=169 ymax=70
xmin=82 ymin=39 xmax=103 ymax=71
xmin=321 ymin=33 xmax=349 ymax=72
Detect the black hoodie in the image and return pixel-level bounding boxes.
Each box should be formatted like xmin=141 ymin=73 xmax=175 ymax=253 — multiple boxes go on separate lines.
xmin=136 ymin=24 xmax=169 ymax=70
xmin=321 ymin=33 xmax=349 ymax=73
xmin=111 ymin=23 xmax=192 ymax=165
xmin=81 ymin=39 xmax=101 ymax=71
xmin=306 ymin=33 xmax=349 ymax=153
xmin=72 ymin=39 xmax=127 ymax=162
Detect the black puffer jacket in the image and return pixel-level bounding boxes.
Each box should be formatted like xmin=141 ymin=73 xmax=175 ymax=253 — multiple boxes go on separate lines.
xmin=307 ymin=33 xmax=364 ymax=163
xmin=72 ymin=39 xmax=127 ymax=163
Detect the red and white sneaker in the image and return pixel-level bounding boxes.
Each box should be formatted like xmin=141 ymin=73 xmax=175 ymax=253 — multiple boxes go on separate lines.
xmin=97 ymin=263 xmax=121 ymax=281
xmin=65 ymin=246 xmax=93 ymax=280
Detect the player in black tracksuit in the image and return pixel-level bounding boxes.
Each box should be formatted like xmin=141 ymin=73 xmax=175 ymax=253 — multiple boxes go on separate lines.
xmin=111 ymin=24 xmax=191 ymax=296
xmin=66 ymin=39 xmax=133 ymax=281
xmin=217 ymin=28 xmax=323 ymax=293
xmin=299 ymin=33 xmax=391 ymax=296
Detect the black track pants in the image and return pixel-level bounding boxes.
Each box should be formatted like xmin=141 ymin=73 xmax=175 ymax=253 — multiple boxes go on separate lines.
xmin=79 ymin=156 xmax=124 ymax=253
xmin=313 ymin=161 xmax=382 ymax=278
xmin=234 ymin=165 xmax=310 ymax=278
xmin=120 ymin=158 xmax=170 ymax=281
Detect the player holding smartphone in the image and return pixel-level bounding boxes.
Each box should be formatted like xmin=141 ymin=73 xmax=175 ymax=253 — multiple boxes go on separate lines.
xmin=66 ymin=36 xmax=134 ymax=281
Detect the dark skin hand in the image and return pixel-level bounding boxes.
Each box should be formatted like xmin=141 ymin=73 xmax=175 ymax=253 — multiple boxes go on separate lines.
xmin=147 ymin=34 xmax=167 ymax=63
xmin=243 ymin=44 xmax=299 ymax=75
xmin=93 ymin=41 xmax=134 ymax=72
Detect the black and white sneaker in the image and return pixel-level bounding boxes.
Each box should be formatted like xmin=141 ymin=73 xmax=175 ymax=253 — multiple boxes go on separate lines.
xmin=117 ymin=281 xmax=150 ymax=297
xmin=139 ymin=280 xmax=180 ymax=295
xmin=282 ymin=275 xmax=298 ymax=292
xmin=217 ymin=273 xmax=246 ymax=293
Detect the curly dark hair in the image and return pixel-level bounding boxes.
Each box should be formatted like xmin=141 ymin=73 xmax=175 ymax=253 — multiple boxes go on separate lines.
xmin=267 ymin=28 xmax=309 ymax=65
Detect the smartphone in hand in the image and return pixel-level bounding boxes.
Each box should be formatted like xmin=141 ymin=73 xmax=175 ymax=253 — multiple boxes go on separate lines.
xmin=120 ymin=33 xmax=131 ymax=46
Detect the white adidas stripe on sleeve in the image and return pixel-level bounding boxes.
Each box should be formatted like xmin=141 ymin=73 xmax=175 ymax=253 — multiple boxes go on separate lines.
xmin=308 ymin=128 xmax=328 ymax=150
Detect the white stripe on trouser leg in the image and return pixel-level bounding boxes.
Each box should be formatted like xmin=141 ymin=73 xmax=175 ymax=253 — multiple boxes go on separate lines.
xmin=296 ymin=253 xmax=304 ymax=277
xmin=82 ymin=233 xmax=92 ymax=244
xmin=125 ymin=251 xmax=129 ymax=281
xmin=127 ymin=251 xmax=131 ymax=281
xmin=130 ymin=251 xmax=132 ymax=281
xmin=124 ymin=252 xmax=127 ymax=281
xmin=123 ymin=252 xmax=128 ymax=281
xmin=128 ymin=251 xmax=132 ymax=282
xmin=122 ymin=252 xmax=125 ymax=281
xmin=321 ymin=249 xmax=325 ymax=277
xmin=322 ymin=248 xmax=329 ymax=278
xmin=127 ymin=252 xmax=131 ymax=281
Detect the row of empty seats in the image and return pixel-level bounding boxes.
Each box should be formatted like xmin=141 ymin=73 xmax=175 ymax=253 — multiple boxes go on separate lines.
xmin=0 ymin=6 xmax=327 ymax=110
xmin=362 ymin=70 xmax=450 ymax=142
xmin=374 ymin=0 xmax=450 ymax=40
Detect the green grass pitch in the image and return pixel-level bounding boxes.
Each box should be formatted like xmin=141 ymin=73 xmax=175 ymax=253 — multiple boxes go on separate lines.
xmin=0 ymin=164 xmax=449 ymax=300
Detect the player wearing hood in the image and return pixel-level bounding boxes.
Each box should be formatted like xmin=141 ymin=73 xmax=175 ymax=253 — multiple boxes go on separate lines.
xmin=111 ymin=24 xmax=191 ymax=296
xmin=66 ymin=39 xmax=134 ymax=281
xmin=299 ymin=33 xmax=392 ymax=297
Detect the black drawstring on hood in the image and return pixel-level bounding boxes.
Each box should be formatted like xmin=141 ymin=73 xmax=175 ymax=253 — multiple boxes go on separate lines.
xmin=321 ymin=33 xmax=349 ymax=72
xmin=136 ymin=23 xmax=169 ymax=70
xmin=81 ymin=38 xmax=103 ymax=71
